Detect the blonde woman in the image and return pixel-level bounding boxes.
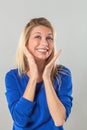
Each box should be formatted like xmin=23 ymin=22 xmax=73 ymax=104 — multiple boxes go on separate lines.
xmin=5 ymin=17 xmax=73 ymax=130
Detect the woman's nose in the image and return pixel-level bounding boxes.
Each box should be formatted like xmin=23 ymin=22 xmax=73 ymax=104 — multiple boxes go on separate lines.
xmin=41 ymin=38 xmax=48 ymax=46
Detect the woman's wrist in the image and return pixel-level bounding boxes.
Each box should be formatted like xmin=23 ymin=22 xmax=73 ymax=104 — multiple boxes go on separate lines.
xmin=30 ymin=76 xmax=37 ymax=82
xmin=43 ymin=76 xmax=51 ymax=84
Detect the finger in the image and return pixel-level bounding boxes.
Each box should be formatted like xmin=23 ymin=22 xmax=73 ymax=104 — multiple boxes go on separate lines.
xmin=49 ymin=49 xmax=62 ymax=66
xmin=23 ymin=46 xmax=32 ymax=58
xmin=55 ymin=49 xmax=62 ymax=58
xmin=23 ymin=46 xmax=28 ymax=57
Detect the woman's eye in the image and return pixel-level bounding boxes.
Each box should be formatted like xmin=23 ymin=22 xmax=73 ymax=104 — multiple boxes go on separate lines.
xmin=35 ymin=36 xmax=41 ymax=39
xmin=46 ymin=37 xmax=53 ymax=41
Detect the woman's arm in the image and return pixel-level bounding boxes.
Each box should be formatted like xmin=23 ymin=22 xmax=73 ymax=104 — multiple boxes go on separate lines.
xmin=5 ymin=71 xmax=37 ymax=127
xmin=23 ymin=46 xmax=39 ymax=101
xmin=5 ymin=47 xmax=39 ymax=127
xmin=43 ymin=50 xmax=66 ymax=126
xmin=23 ymin=77 xmax=37 ymax=101
xmin=43 ymin=77 xmax=66 ymax=126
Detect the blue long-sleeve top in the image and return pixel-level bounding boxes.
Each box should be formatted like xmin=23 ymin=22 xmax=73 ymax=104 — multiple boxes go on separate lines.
xmin=5 ymin=65 xmax=73 ymax=130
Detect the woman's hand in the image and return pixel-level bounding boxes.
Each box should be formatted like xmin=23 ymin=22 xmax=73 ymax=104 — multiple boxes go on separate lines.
xmin=43 ymin=49 xmax=62 ymax=79
xmin=23 ymin=46 xmax=39 ymax=80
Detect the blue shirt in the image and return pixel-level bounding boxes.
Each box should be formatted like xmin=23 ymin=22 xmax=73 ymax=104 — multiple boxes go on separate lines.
xmin=5 ymin=65 xmax=73 ymax=130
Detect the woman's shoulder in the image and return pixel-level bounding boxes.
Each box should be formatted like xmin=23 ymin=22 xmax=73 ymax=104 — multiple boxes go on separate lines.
xmin=56 ymin=64 xmax=72 ymax=77
xmin=6 ymin=68 xmax=18 ymax=74
xmin=54 ymin=65 xmax=72 ymax=89
xmin=5 ymin=68 xmax=19 ymax=78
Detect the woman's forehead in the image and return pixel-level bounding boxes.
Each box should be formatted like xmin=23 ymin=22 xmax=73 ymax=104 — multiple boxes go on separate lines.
xmin=30 ymin=25 xmax=53 ymax=35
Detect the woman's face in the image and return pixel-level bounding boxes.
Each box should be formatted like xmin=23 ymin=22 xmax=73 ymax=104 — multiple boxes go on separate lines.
xmin=27 ymin=25 xmax=54 ymax=61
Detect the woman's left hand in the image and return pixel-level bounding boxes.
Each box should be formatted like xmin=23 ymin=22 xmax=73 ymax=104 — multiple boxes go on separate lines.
xmin=43 ymin=49 xmax=62 ymax=79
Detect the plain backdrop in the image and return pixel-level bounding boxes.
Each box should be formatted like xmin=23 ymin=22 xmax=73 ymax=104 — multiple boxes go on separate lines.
xmin=0 ymin=0 xmax=87 ymax=130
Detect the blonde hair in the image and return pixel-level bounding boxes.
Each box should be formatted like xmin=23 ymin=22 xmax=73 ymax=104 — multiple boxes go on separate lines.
xmin=16 ymin=17 xmax=58 ymax=83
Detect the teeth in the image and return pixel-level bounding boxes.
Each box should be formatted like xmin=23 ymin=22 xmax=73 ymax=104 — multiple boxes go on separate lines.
xmin=37 ymin=49 xmax=48 ymax=52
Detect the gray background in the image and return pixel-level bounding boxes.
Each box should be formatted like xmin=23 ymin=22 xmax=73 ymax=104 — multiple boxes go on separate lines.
xmin=0 ymin=0 xmax=87 ymax=130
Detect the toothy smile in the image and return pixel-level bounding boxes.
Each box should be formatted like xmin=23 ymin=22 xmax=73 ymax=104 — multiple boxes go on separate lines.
xmin=36 ymin=47 xmax=49 ymax=52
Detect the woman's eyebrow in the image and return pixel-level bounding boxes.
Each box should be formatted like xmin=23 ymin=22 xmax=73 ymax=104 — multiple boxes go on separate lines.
xmin=31 ymin=32 xmax=53 ymax=36
xmin=31 ymin=32 xmax=41 ymax=35
xmin=48 ymin=33 xmax=53 ymax=36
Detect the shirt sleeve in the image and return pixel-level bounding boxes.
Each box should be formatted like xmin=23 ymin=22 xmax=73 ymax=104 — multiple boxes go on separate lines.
xmin=56 ymin=66 xmax=73 ymax=121
xmin=5 ymin=70 xmax=36 ymax=127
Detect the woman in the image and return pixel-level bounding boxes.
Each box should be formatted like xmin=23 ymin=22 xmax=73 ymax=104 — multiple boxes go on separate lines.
xmin=5 ymin=17 xmax=73 ymax=130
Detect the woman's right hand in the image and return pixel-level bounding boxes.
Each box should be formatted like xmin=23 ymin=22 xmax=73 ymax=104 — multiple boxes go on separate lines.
xmin=23 ymin=46 xmax=39 ymax=80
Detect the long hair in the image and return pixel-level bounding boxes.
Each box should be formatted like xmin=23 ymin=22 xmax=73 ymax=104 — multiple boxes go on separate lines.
xmin=16 ymin=17 xmax=59 ymax=83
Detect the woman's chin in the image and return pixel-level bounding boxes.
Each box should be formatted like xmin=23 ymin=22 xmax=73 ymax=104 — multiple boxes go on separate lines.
xmin=34 ymin=55 xmax=49 ymax=61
